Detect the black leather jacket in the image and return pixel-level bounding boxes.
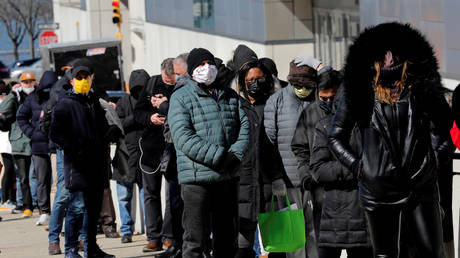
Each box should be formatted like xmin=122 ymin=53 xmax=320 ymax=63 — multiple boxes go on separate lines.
xmin=329 ymin=89 xmax=451 ymax=209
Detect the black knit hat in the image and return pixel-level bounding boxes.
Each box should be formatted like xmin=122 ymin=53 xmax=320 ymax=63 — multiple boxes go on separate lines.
xmin=187 ymin=48 xmax=216 ymax=76
xmin=233 ymin=44 xmax=258 ymax=71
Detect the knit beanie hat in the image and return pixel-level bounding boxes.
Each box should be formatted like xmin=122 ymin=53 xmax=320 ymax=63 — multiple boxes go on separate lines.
xmin=259 ymin=57 xmax=278 ymax=77
xmin=233 ymin=44 xmax=258 ymax=71
xmin=287 ymin=60 xmax=317 ymax=87
xmin=187 ymin=48 xmax=216 ymax=76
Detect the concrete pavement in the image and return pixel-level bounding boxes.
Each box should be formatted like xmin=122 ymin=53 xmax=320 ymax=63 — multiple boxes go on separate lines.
xmin=0 ymin=208 xmax=158 ymax=258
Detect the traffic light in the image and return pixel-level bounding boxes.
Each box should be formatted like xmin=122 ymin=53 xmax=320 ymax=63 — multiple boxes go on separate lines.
xmin=112 ymin=0 xmax=122 ymax=26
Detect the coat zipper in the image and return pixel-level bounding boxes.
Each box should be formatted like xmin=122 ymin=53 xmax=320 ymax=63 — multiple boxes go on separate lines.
xmin=213 ymin=96 xmax=229 ymax=147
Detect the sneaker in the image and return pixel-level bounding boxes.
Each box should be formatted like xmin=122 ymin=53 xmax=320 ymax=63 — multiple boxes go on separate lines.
xmin=49 ymin=242 xmax=62 ymax=255
xmin=2 ymin=200 xmax=16 ymax=209
xmin=36 ymin=213 xmax=50 ymax=225
xmin=22 ymin=209 xmax=33 ymax=218
xmin=12 ymin=205 xmax=24 ymax=214
xmin=65 ymin=248 xmax=83 ymax=258
xmin=121 ymin=234 xmax=132 ymax=244
xmin=163 ymin=239 xmax=173 ymax=250
xmin=104 ymin=231 xmax=120 ymax=238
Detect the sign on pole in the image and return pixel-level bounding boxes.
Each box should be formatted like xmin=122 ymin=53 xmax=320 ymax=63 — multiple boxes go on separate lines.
xmin=40 ymin=30 xmax=58 ymax=45
xmin=38 ymin=23 xmax=59 ymax=30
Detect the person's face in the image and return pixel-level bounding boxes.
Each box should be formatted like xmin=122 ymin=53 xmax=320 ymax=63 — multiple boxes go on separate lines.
xmin=161 ymin=70 xmax=176 ymax=85
xmin=173 ymin=63 xmax=187 ymax=77
xmin=318 ymin=86 xmax=339 ymax=102
xmin=21 ymin=79 xmax=35 ymax=89
xmin=196 ymin=60 xmax=212 ymax=70
xmin=245 ymin=67 xmax=265 ymax=89
xmin=70 ymin=71 xmax=93 ymax=86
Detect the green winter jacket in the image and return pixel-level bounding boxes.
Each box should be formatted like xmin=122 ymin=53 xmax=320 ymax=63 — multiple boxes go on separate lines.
xmin=0 ymin=92 xmax=31 ymax=155
xmin=169 ymin=79 xmax=249 ymax=184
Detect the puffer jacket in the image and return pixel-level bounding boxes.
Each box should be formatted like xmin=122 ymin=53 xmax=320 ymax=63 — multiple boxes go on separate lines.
xmin=168 ymin=79 xmax=249 ymax=185
xmin=17 ymin=71 xmax=57 ymax=155
xmin=311 ymin=114 xmax=369 ymax=248
xmin=328 ymin=22 xmax=452 ymax=209
xmin=264 ymin=84 xmax=314 ymax=187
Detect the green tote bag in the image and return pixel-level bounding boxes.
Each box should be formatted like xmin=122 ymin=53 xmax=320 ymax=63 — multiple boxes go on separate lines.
xmin=258 ymin=194 xmax=306 ymax=253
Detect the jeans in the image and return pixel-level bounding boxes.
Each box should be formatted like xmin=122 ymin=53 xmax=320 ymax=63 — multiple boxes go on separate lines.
xmin=116 ymin=182 xmax=144 ymax=236
xmin=49 ymin=149 xmax=69 ymax=243
xmin=32 ymin=154 xmax=52 ymax=213
xmin=64 ymin=191 xmax=86 ymax=252
xmin=30 ymin=159 xmax=38 ymax=207
xmin=181 ymin=180 xmax=238 ymax=258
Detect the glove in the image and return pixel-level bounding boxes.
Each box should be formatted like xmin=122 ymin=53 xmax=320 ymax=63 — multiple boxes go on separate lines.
xmin=294 ymin=56 xmax=322 ymax=69
xmin=219 ymin=152 xmax=240 ymax=174
xmin=104 ymin=125 xmax=123 ymax=143
xmin=302 ymin=176 xmax=312 ymax=191
xmin=272 ymin=178 xmax=287 ymax=196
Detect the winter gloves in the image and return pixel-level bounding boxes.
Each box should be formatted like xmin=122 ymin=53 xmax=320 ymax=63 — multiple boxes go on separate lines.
xmin=272 ymin=178 xmax=287 ymax=196
xmin=294 ymin=56 xmax=322 ymax=70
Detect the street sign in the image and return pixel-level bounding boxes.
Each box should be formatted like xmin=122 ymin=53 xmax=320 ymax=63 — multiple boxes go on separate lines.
xmin=40 ymin=30 xmax=58 ymax=45
xmin=38 ymin=23 xmax=59 ymax=30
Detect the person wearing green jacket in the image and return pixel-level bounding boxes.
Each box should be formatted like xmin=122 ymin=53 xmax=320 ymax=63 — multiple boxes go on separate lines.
xmin=169 ymin=48 xmax=249 ymax=258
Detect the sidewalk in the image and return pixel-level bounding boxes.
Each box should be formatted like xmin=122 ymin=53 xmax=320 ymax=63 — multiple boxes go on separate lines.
xmin=0 ymin=209 xmax=157 ymax=258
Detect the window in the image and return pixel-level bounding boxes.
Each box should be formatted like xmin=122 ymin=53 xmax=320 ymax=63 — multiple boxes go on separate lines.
xmin=193 ymin=0 xmax=214 ymax=31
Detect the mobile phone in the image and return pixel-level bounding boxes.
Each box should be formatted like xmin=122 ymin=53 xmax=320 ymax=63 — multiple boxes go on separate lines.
xmin=158 ymin=114 xmax=166 ymax=118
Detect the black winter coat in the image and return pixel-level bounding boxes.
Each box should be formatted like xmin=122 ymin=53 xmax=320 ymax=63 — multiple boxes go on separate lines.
xmin=115 ymin=87 xmax=144 ymax=184
xmin=134 ymin=75 xmax=174 ymax=172
xmin=328 ymin=23 xmax=452 ymax=209
xmin=17 ymin=71 xmax=57 ymax=155
xmin=49 ymin=90 xmax=110 ymax=190
xmin=238 ymin=98 xmax=283 ymax=221
xmin=311 ymin=114 xmax=369 ymax=248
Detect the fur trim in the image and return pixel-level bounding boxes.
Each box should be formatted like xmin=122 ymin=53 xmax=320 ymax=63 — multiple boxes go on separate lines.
xmin=344 ymin=22 xmax=442 ymax=123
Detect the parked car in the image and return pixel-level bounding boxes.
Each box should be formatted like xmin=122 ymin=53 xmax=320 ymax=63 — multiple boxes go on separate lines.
xmin=0 ymin=61 xmax=10 ymax=79
xmin=9 ymin=57 xmax=41 ymax=71
xmin=9 ymin=58 xmax=44 ymax=81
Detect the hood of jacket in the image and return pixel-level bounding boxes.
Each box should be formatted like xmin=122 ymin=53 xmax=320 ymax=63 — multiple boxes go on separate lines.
xmin=344 ymin=22 xmax=442 ymax=124
xmin=37 ymin=71 xmax=58 ymax=92
xmin=129 ymin=69 xmax=150 ymax=90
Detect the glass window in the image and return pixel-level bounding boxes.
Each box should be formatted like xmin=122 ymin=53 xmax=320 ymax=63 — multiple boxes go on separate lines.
xmin=193 ymin=0 xmax=214 ymax=31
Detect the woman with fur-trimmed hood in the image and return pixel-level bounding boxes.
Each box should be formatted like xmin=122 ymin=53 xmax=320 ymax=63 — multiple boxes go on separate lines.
xmin=328 ymin=22 xmax=451 ymax=257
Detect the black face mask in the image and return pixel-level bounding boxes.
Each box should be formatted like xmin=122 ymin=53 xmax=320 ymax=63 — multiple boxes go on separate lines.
xmin=246 ymin=81 xmax=268 ymax=99
xmin=319 ymin=99 xmax=333 ymax=113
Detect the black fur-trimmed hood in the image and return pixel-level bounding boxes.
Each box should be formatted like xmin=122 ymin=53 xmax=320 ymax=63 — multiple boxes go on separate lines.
xmin=344 ymin=22 xmax=442 ymax=123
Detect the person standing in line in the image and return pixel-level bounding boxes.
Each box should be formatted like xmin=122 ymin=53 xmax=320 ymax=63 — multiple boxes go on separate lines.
xmin=134 ymin=58 xmax=176 ymax=253
xmin=264 ymin=60 xmax=319 ymax=258
xmin=169 ymin=48 xmax=249 ymax=258
xmin=114 ymin=69 xmax=150 ymax=244
xmin=17 ymin=71 xmax=58 ymax=226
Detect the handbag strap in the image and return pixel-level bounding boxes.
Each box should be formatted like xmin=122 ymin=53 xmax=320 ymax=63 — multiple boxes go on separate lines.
xmin=270 ymin=194 xmax=292 ymax=213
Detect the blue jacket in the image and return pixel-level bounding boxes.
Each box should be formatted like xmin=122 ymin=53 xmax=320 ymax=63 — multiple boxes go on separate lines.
xmin=168 ymin=79 xmax=250 ymax=184
xmin=49 ymin=90 xmax=110 ymax=190
xmin=17 ymin=71 xmax=57 ymax=155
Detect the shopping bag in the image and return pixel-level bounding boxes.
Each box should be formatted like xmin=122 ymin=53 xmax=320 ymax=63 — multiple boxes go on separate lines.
xmin=258 ymin=194 xmax=306 ymax=253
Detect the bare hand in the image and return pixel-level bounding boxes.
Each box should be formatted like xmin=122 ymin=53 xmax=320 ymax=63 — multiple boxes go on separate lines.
xmin=150 ymin=113 xmax=165 ymax=125
xmin=12 ymin=84 xmax=21 ymax=91
xmin=108 ymin=101 xmax=117 ymax=109
xmin=151 ymin=94 xmax=168 ymax=109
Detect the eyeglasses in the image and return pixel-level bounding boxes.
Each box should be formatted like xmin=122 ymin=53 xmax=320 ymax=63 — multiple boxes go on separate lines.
xmin=292 ymin=83 xmax=315 ymax=90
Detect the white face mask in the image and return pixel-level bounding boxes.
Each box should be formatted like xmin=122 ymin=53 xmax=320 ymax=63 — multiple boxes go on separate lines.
xmin=23 ymin=87 xmax=34 ymax=94
xmin=192 ymin=64 xmax=218 ymax=86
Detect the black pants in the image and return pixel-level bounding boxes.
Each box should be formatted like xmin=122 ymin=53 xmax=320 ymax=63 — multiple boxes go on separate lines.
xmin=1 ymin=153 xmax=16 ymax=203
xmin=318 ymin=247 xmax=373 ymax=258
xmin=13 ymin=154 xmax=32 ymax=210
xmin=84 ymin=187 xmax=104 ymax=254
xmin=365 ymin=198 xmax=445 ymax=258
xmin=181 ymin=180 xmax=238 ymax=258
xmin=142 ymin=171 xmax=164 ymax=242
xmin=32 ymin=154 xmax=52 ymax=213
